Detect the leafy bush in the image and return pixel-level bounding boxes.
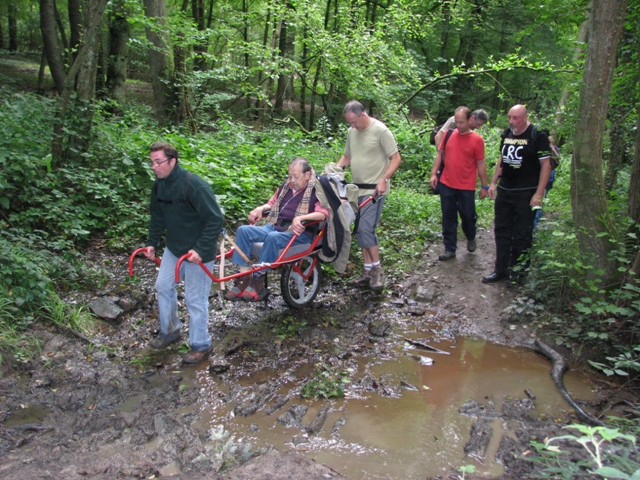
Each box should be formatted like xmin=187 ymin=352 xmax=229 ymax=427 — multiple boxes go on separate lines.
xmin=528 ymin=424 xmax=640 ymax=479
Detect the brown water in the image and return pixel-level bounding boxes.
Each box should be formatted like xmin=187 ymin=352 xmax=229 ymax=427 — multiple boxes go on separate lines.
xmin=190 ymin=335 xmax=596 ymax=480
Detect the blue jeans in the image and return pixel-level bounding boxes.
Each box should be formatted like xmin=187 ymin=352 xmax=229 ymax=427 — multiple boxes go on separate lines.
xmin=439 ymin=183 xmax=477 ymax=253
xmin=155 ymin=248 xmax=213 ymax=351
xmin=232 ymin=224 xmax=311 ymax=267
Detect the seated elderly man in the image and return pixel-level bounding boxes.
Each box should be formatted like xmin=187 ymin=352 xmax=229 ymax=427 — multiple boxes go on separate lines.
xmin=225 ymin=157 xmax=329 ymax=302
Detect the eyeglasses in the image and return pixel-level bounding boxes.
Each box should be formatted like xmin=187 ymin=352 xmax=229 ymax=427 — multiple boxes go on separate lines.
xmin=347 ymin=114 xmax=361 ymax=127
xmin=151 ymin=158 xmax=170 ymax=167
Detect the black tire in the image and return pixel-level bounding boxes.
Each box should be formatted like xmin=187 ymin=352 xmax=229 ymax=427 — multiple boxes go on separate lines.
xmin=280 ymin=256 xmax=322 ymax=308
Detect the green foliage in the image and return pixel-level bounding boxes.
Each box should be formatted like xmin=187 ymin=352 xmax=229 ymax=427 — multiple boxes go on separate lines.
xmin=301 ymin=363 xmax=350 ymax=399
xmin=589 ymin=346 xmax=640 ymax=378
xmin=272 ymin=314 xmax=307 ymax=340
xmin=530 ymin=424 xmax=640 ymax=480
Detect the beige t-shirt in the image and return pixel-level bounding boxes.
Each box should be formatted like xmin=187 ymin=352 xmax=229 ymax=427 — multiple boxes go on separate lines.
xmin=344 ymin=118 xmax=398 ymax=196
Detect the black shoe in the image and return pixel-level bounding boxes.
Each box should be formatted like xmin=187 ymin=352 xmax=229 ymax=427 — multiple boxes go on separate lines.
xmin=482 ymin=272 xmax=507 ymax=284
xmin=438 ymin=251 xmax=456 ymax=261
xmin=467 ymin=239 xmax=477 ymax=252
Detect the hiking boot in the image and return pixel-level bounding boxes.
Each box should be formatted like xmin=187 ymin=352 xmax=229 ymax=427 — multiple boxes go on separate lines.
xmin=224 ymin=275 xmax=251 ymax=301
xmin=241 ymin=274 xmax=270 ymax=302
xmin=481 ymin=272 xmax=508 ymax=284
xmin=467 ymin=239 xmax=477 ymax=252
xmin=149 ymin=333 xmax=182 ymax=349
xmin=182 ymin=346 xmax=213 ymax=365
xmin=438 ymin=251 xmax=456 ymax=261
xmin=369 ymin=266 xmax=384 ymax=291
xmin=347 ymin=270 xmax=371 ymax=287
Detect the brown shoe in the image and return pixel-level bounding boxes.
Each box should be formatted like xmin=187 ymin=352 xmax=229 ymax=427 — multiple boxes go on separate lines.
xmin=369 ymin=266 xmax=384 ymax=291
xmin=347 ymin=270 xmax=372 ymax=287
xmin=224 ymin=275 xmax=251 ymax=301
xmin=240 ymin=274 xmax=270 ymax=302
xmin=182 ymin=346 xmax=212 ymax=364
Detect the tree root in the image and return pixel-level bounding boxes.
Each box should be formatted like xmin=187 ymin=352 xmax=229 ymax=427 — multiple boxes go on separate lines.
xmin=534 ymin=339 xmax=605 ymax=426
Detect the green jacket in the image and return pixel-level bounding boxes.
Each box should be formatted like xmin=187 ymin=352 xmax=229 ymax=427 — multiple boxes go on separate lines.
xmin=147 ymin=164 xmax=223 ymax=263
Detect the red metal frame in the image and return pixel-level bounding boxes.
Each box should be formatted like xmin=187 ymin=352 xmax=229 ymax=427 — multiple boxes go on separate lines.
xmin=128 ymin=222 xmax=326 ymax=284
xmin=128 ymin=193 xmax=376 ymax=284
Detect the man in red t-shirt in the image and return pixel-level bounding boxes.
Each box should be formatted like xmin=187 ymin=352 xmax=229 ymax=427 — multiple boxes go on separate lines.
xmin=429 ymin=106 xmax=489 ymax=260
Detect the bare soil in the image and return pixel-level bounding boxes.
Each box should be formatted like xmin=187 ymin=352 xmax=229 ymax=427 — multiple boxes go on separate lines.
xmin=0 ymin=230 xmax=610 ymax=480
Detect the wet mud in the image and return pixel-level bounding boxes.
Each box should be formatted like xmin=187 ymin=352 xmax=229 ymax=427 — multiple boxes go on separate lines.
xmin=0 ymin=232 xmax=615 ymax=479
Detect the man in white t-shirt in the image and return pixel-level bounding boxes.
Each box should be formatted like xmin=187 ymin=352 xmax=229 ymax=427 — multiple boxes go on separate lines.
xmin=337 ymin=101 xmax=401 ymax=291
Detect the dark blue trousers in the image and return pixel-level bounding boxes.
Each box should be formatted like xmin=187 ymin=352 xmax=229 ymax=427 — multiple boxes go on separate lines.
xmin=439 ymin=183 xmax=477 ymax=253
xmin=494 ymin=188 xmax=536 ymax=275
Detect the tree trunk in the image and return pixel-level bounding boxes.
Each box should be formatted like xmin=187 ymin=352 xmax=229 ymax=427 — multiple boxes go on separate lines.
xmin=629 ymin=29 xmax=640 ymax=225
xmin=571 ymin=0 xmax=628 ymax=284
xmin=624 ymin=107 xmax=640 ymax=284
xmin=106 ymin=0 xmax=130 ymax=102
xmin=40 ymin=0 xmax=67 ymax=95
xmin=143 ymin=0 xmax=173 ymax=125
xmin=274 ymin=16 xmax=288 ymax=115
xmin=192 ymin=0 xmax=207 ymax=71
xmin=54 ymin=2 xmax=69 ymax=62
xmin=8 ymin=3 xmax=17 ymax=51
xmin=68 ymin=0 xmax=83 ymax=62
xmin=0 ymin=13 xmax=4 ymax=50
xmin=556 ymin=2 xmax=590 ymax=135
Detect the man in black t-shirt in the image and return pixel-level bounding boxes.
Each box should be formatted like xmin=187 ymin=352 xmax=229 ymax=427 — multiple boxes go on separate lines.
xmin=482 ymin=105 xmax=552 ymax=285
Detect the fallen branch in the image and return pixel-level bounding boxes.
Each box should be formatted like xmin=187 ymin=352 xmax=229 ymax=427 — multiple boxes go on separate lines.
xmin=535 ymin=339 xmax=605 ymax=426
xmin=404 ymin=338 xmax=450 ymax=355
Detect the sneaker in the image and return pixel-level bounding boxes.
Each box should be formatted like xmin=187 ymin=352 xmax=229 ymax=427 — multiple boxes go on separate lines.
xmin=467 ymin=239 xmax=477 ymax=252
xmin=182 ymin=346 xmax=213 ymax=365
xmin=149 ymin=333 xmax=182 ymax=349
xmin=347 ymin=270 xmax=372 ymax=287
xmin=224 ymin=275 xmax=251 ymax=301
xmin=438 ymin=251 xmax=456 ymax=261
xmin=241 ymin=274 xmax=270 ymax=302
xmin=369 ymin=266 xmax=384 ymax=291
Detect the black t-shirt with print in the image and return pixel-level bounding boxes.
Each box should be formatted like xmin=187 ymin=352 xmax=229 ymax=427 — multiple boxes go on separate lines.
xmin=499 ymin=124 xmax=551 ymax=190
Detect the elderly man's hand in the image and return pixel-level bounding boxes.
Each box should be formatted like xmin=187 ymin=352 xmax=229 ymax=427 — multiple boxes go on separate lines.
xmin=248 ymin=207 xmax=263 ymax=224
xmin=290 ymin=217 xmax=305 ymax=236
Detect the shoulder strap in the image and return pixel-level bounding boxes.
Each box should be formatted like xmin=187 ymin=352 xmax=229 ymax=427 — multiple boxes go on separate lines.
xmin=443 ymin=128 xmax=454 ymax=147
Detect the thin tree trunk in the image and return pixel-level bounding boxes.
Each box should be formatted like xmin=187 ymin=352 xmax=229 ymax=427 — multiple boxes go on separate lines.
xmin=38 ymin=47 xmax=48 ymax=93
xmin=143 ymin=0 xmax=173 ymax=125
xmin=40 ymin=0 xmax=67 ymax=95
xmin=8 ymin=3 xmax=17 ymax=51
xmin=192 ymin=0 xmax=207 ymax=71
xmin=556 ymin=2 xmax=590 ymax=135
xmin=106 ymin=0 xmax=130 ymax=102
xmin=274 ymin=15 xmax=288 ymax=115
xmin=0 ymin=13 xmax=4 ymax=50
xmin=628 ymin=23 xmax=640 ymax=225
xmin=68 ymin=0 xmax=83 ymax=62
xmin=54 ymin=2 xmax=69 ymax=63
xmin=571 ymin=0 xmax=628 ymax=284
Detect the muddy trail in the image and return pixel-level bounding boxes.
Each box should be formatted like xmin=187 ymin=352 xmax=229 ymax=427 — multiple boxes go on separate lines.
xmin=0 ymin=231 xmax=614 ymax=479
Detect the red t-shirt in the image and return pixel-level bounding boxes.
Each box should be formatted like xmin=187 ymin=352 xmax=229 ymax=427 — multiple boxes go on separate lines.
xmin=439 ymin=130 xmax=485 ymax=191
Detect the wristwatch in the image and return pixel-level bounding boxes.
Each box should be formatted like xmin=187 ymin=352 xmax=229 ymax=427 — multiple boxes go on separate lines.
xmin=481 ymin=185 xmax=490 ymax=190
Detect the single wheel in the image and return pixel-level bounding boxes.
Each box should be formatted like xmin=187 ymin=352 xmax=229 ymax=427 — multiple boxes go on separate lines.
xmin=280 ymin=255 xmax=322 ymax=308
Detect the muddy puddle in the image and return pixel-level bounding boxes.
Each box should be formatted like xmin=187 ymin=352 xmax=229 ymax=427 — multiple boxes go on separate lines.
xmin=1 ymin=251 xmax=604 ymax=480
xmin=154 ymin=302 xmax=597 ymax=480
